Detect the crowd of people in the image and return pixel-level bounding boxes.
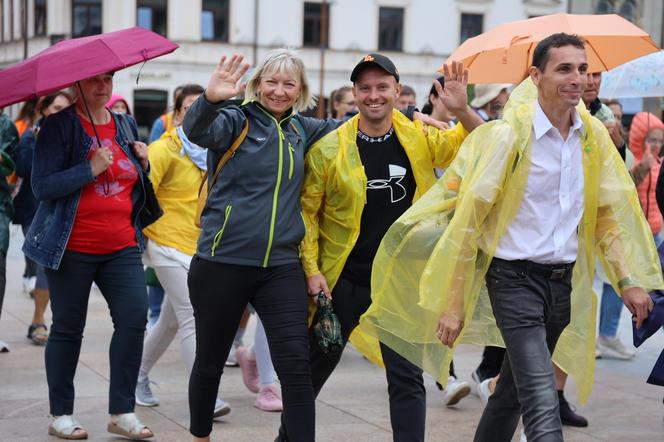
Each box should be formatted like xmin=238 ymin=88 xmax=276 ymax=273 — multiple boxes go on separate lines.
xmin=0 ymin=30 xmax=662 ymax=442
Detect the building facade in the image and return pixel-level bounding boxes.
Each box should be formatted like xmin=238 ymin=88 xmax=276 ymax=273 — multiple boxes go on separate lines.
xmin=1 ymin=0 xmax=568 ymax=137
xmin=569 ymin=0 xmax=663 ymax=46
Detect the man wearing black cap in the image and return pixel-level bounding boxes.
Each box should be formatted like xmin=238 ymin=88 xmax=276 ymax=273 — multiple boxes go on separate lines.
xmin=275 ymin=53 xmax=483 ymax=442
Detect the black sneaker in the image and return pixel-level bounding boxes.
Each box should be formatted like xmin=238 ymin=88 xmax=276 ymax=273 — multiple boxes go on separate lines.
xmin=558 ymin=391 xmax=588 ymax=427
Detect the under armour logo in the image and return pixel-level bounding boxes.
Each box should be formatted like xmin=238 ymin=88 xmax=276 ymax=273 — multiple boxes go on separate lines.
xmin=366 ymin=164 xmax=407 ymax=203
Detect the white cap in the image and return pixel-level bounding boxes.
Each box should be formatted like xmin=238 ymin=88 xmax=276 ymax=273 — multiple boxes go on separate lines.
xmin=470 ymin=83 xmax=512 ymax=108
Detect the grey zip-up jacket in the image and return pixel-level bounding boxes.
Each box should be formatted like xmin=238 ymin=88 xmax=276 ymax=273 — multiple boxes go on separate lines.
xmin=183 ymin=96 xmax=340 ymax=267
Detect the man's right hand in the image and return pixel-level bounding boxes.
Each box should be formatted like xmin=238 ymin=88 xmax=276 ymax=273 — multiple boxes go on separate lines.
xmin=622 ymin=286 xmax=654 ymax=329
xmin=205 ymin=54 xmax=250 ymax=103
xmin=436 ymin=312 xmax=464 ymax=348
xmin=307 ymin=274 xmax=331 ymax=299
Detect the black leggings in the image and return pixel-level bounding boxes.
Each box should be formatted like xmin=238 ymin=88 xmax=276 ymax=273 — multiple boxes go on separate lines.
xmin=187 ymin=257 xmax=314 ymax=440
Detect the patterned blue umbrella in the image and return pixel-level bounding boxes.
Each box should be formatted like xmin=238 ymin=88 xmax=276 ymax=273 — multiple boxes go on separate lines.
xmin=600 ymin=50 xmax=664 ymax=99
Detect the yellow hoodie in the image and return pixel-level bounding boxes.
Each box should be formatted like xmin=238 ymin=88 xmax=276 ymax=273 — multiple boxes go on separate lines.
xmin=358 ymin=78 xmax=664 ymax=403
xmin=301 ymin=109 xmax=468 ymax=365
xmin=143 ymin=129 xmax=205 ymax=256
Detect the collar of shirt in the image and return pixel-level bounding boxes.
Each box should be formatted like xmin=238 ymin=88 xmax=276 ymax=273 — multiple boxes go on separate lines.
xmin=533 ymin=99 xmax=584 ymax=141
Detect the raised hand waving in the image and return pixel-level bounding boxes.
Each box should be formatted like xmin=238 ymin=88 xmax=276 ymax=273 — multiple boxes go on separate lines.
xmin=205 ymin=54 xmax=251 ymax=103
xmin=433 ymin=61 xmax=469 ymax=115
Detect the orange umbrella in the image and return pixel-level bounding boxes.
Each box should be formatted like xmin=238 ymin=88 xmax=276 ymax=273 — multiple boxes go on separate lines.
xmin=444 ymin=13 xmax=659 ymax=84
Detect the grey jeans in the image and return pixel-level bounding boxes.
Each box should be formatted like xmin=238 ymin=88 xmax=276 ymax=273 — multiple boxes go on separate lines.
xmin=474 ymin=258 xmax=574 ymax=442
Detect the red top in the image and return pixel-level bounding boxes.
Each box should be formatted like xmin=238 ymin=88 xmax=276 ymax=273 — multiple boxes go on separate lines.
xmin=67 ymin=115 xmax=138 ymax=254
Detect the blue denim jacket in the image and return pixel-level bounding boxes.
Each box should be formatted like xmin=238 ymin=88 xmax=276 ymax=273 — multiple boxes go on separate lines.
xmin=22 ymin=105 xmax=147 ymax=269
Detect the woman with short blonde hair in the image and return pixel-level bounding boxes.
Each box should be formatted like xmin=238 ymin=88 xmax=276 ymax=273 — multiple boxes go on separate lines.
xmin=243 ymin=48 xmax=316 ymax=113
xmin=183 ymin=49 xmax=341 ymax=441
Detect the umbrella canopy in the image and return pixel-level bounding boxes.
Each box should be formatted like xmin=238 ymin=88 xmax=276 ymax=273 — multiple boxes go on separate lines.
xmin=599 ymin=50 xmax=664 ymax=98
xmin=0 ymin=27 xmax=178 ymax=108
xmin=444 ymin=13 xmax=659 ymax=84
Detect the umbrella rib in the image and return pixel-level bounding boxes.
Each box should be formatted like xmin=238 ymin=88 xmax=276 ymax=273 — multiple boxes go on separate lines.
xmin=465 ymin=52 xmax=480 ymax=68
xmin=99 ymin=39 xmax=128 ymax=70
xmin=526 ymin=42 xmax=534 ymax=74
xmin=584 ymin=39 xmax=609 ymax=72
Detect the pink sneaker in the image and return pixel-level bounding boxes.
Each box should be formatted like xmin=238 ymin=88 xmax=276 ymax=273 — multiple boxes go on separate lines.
xmin=236 ymin=346 xmax=260 ymax=393
xmin=254 ymin=385 xmax=283 ymax=412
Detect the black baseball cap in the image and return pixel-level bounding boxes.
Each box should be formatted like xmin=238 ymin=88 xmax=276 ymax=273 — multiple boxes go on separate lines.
xmin=350 ymin=53 xmax=400 ymax=83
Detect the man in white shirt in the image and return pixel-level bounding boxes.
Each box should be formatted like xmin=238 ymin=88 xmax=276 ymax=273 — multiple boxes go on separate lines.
xmin=435 ymin=33 xmax=655 ymax=442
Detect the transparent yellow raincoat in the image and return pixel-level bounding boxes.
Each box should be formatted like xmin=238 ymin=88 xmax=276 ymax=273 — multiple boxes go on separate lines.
xmin=358 ymin=78 xmax=664 ymax=403
xmin=301 ymin=109 xmax=468 ymax=366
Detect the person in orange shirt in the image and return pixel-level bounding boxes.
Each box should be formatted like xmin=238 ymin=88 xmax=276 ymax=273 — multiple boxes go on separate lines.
xmin=14 ymin=98 xmax=40 ymax=137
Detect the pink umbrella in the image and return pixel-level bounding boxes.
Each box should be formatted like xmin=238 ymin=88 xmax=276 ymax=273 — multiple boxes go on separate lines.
xmin=0 ymin=26 xmax=178 ymax=108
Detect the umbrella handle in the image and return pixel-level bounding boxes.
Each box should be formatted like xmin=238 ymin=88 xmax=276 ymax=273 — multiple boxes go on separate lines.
xmin=77 ymin=81 xmax=112 ymax=195
xmin=135 ymin=49 xmax=149 ymax=85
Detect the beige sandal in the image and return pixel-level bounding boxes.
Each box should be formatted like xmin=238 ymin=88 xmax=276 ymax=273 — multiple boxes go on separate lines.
xmin=48 ymin=415 xmax=88 ymax=440
xmin=107 ymin=412 xmax=153 ymax=440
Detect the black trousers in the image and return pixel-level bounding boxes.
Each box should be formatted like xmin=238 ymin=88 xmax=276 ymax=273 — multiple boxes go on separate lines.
xmin=0 ymin=251 xmax=5 ymax=319
xmin=474 ymin=258 xmax=573 ymax=442
xmin=278 ymin=275 xmax=426 ymax=442
xmin=475 ymin=346 xmax=506 ymax=381
xmin=187 ymin=258 xmax=313 ymax=440
xmin=21 ymin=224 xmax=37 ymax=279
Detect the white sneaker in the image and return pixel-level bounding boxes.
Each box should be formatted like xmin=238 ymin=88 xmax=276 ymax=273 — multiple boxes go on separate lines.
xmin=22 ymin=276 xmax=36 ymax=295
xmin=442 ymin=376 xmax=471 ymax=407
xmin=596 ymin=336 xmax=636 ymax=360
xmin=471 ymin=370 xmax=482 ymax=396
xmin=213 ymin=398 xmax=231 ymax=418
xmin=135 ymin=376 xmax=159 ymax=407
xmin=478 ymin=378 xmax=492 ymax=406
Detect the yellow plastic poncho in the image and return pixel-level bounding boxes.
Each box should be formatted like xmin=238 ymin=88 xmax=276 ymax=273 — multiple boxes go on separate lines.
xmin=358 ymin=78 xmax=664 ymax=404
xmin=301 ymin=109 xmax=469 ymax=366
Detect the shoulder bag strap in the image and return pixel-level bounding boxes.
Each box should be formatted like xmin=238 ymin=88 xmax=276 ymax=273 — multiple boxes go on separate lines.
xmin=208 ymin=118 xmax=249 ymax=189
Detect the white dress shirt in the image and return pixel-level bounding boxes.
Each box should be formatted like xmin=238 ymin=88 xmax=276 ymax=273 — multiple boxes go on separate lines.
xmin=493 ymin=100 xmax=585 ymax=264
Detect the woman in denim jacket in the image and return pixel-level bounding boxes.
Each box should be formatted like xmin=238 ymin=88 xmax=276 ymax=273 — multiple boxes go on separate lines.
xmin=23 ymin=73 xmax=154 ymax=440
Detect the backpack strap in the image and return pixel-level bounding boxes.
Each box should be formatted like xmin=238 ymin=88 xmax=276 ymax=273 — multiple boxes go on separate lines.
xmin=208 ymin=118 xmax=249 ymax=190
xmin=116 ymin=112 xmax=136 ymax=144
xmin=290 ymin=117 xmax=307 ymax=149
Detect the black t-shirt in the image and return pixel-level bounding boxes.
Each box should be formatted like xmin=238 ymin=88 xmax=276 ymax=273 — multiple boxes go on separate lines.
xmin=342 ymin=127 xmax=416 ymax=286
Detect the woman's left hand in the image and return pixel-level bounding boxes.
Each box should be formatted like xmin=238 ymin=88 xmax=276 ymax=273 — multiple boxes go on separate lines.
xmin=132 ymin=141 xmax=149 ymax=171
xmin=413 ymin=112 xmax=450 ymax=133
